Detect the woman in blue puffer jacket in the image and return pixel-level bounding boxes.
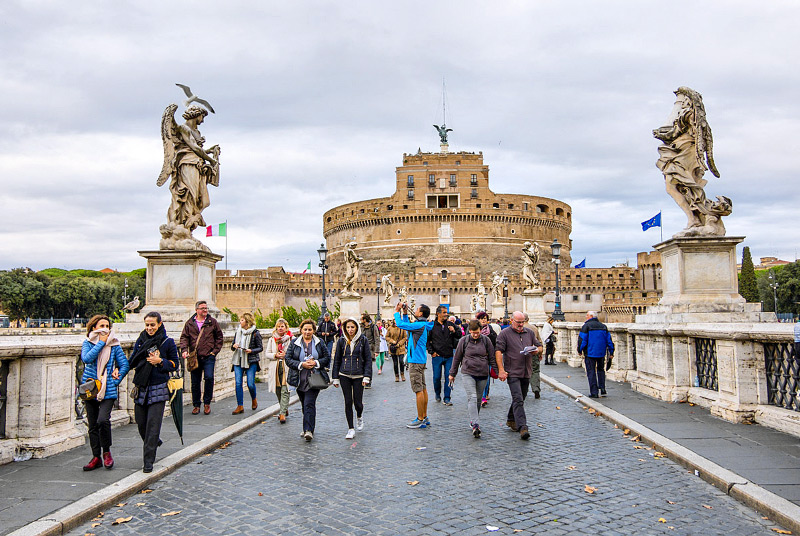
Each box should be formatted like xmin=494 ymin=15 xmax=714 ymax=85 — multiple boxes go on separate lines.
xmin=80 ymin=314 xmax=130 ymax=471
xmin=331 ymin=317 xmax=373 ymax=439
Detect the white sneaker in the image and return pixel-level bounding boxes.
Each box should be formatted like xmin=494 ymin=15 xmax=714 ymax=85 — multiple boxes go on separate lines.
xmin=345 ymin=429 xmax=355 ymax=439
xmin=356 ymin=417 xmax=364 ymax=431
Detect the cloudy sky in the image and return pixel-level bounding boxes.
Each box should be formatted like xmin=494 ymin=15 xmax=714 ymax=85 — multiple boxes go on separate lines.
xmin=2 ymin=1 xmax=798 ymax=272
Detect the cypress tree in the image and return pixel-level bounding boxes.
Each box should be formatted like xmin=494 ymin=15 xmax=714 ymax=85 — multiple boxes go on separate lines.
xmin=738 ymin=246 xmax=759 ymax=302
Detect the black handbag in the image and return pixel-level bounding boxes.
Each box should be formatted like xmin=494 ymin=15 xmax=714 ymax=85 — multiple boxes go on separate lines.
xmin=308 ymin=369 xmax=329 ymax=390
xmin=78 ymin=379 xmax=101 ymax=401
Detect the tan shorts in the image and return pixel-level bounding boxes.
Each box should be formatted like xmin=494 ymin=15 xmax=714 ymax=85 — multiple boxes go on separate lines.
xmin=408 ymin=363 xmax=427 ymax=393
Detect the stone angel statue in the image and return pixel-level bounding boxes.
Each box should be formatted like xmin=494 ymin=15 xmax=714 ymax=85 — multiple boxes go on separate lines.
xmin=398 ymin=286 xmax=408 ymax=304
xmin=381 ymin=274 xmax=395 ymax=305
xmin=490 ymin=271 xmax=504 ymax=303
xmin=653 ymin=87 xmax=731 ymax=237
xmin=522 ymin=241 xmax=541 ymax=290
xmin=433 ymin=124 xmax=452 ymax=144
xmin=157 ymin=102 xmax=220 ymax=250
xmin=341 ymin=241 xmax=363 ymax=297
xmin=476 ymin=279 xmax=487 ymax=311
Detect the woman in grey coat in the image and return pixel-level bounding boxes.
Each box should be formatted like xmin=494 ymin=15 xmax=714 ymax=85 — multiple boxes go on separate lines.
xmin=449 ymin=319 xmax=496 ymax=438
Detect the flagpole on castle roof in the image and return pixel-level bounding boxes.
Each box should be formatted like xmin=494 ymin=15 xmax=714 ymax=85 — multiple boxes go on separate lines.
xmin=225 ymin=220 xmax=228 ymax=271
xmin=660 ymin=211 xmax=662 ymax=242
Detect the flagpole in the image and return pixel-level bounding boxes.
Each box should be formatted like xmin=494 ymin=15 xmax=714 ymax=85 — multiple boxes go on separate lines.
xmin=660 ymin=211 xmax=663 ymax=242
xmin=225 ymin=220 xmax=228 ymax=271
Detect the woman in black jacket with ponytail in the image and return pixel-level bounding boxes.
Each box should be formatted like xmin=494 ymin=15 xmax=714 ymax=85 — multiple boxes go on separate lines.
xmin=331 ymin=317 xmax=373 ymax=439
xmin=129 ymin=312 xmax=179 ymax=473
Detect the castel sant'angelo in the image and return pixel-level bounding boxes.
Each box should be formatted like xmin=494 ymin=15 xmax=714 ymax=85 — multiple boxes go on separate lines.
xmin=217 ymin=134 xmax=651 ymax=321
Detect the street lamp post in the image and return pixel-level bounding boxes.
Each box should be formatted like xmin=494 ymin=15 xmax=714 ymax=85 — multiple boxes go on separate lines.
xmin=550 ymin=239 xmax=566 ymax=321
xmin=122 ymin=277 xmax=129 ymax=306
xmin=502 ymin=275 xmax=509 ymax=321
xmin=376 ymin=275 xmax=382 ymax=321
xmin=768 ymin=270 xmax=779 ymax=314
xmin=317 ymin=243 xmax=329 ymax=317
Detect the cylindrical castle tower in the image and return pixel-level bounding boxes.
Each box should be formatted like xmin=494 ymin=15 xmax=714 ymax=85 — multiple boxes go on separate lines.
xmin=323 ymin=149 xmax=572 ymax=280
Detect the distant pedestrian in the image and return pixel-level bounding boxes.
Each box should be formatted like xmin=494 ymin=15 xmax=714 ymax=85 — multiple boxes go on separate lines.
xmin=331 ymin=317 xmax=372 ymax=439
xmin=377 ymin=320 xmax=388 ymax=375
xmin=316 ymin=312 xmax=337 ymax=356
xmin=476 ymin=311 xmax=497 ymax=407
xmin=523 ymin=312 xmax=544 ymax=399
xmin=361 ymin=313 xmax=380 ymax=387
xmin=427 ymin=306 xmax=462 ymax=406
xmin=129 ymin=312 xmax=178 ymax=473
xmin=385 ymin=320 xmax=408 ymax=382
xmin=449 ymin=319 xmax=496 ymax=438
xmin=393 ymin=301 xmax=434 ymax=428
xmin=286 ymin=319 xmax=331 ymax=441
xmin=264 ymin=318 xmax=292 ymax=423
xmin=578 ymin=311 xmax=614 ymax=398
xmin=541 ymin=317 xmax=556 ymax=365
xmin=179 ymin=301 xmax=224 ymax=415
xmin=496 ymin=311 xmax=542 ymax=440
xmin=231 ymin=313 xmax=263 ymax=415
xmin=80 ymin=315 xmax=130 ymax=471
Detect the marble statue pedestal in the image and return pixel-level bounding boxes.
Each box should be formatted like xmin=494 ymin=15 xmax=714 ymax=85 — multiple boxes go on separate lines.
xmin=522 ymin=289 xmax=547 ymax=324
xmin=636 ymin=236 xmax=774 ymax=323
xmin=121 ymin=249 xmax=226 ymax=333
xmin=339 ymin=295 xmax=363 ymax=320
xmin=491 ymin=299 xmax=506 ymax=321
xmin=380 ymin=304 xmax=396 ymax=322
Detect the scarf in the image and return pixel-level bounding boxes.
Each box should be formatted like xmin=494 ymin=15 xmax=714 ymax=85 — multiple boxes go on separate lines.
xmin=233 ymin=325 xmax=257 ymax=368
xmin=129 ymin=324 xmax=169 ymax=387
xmin=87 ymin=328 xmax=121 ymax=400
xmin=480 ymin=324 xmax=491 ymax=337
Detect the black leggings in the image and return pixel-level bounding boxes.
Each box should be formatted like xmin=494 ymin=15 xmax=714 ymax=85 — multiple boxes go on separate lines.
xmin=391 ymin=353 xmax=406 ymax=376
xmin=339 ymin=376 xmax=364 ymax=429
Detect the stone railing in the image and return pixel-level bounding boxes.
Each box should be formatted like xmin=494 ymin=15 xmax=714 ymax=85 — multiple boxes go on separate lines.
xmin=0 ymin=326 xmax=260 ymax=464
xmin=551 ymin=321 xmax=800 ymax=436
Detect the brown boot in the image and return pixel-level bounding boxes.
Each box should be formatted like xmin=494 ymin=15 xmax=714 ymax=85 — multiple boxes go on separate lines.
xmin=204 ymin=404 xmax=211 ymax=415
xmin=401 ymin=375 xmax=406 ymax=381
xmin=251 ymin=399 xmax=258 ymax=410
xmin=232 ymin=405 xmax=244 ymax=415
xmin=278 ymin=414 xmax=286 ymax=424
xmin=395 ymin=375 xmax=400 ymax=382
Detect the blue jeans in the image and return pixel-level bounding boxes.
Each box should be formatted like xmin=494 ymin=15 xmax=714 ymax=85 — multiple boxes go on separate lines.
xmin=431 ymin=355 xmax=453 ymax=401
xmin=191 ymin=355 xmax=216 ymax=407
xmin=585 ymin=357 xmax=605 ymax=396
xmin=325 ymin=340 xmax=334 ymax=357
xmin=233 ymin=364 xmax=257 ymax=406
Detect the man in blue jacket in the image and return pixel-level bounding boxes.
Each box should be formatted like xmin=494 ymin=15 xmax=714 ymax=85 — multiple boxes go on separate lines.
xmin=578 ymin=311 xmax=614 ymax=398
xmin=394 ymin=301 xmax=433 ymax=428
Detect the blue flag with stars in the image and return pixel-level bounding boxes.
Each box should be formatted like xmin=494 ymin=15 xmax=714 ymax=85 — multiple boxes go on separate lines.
xmin=574 ymin=258 xmax=586 ymax=268
xmin=641 ymin=212 xmax=661 ymax=231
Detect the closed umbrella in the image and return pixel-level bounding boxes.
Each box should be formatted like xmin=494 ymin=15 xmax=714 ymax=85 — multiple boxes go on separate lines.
xmin=167 ymin=368 xmax=184 ymax=445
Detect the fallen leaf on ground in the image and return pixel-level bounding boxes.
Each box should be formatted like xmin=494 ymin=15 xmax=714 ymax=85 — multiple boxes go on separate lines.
xmin=654 ymin=451 xmax=666 ymax=458
xmin=638 ymin=458 xmax=646 ymax=462
xmin=161 ymin=511 xmax=181 ymax=517
xmin=258 ymin=492 xmax=263 ymax=496
xmin=204 ymin=453 xmax=212 ymax=457
xmin=85 ymin=533 xmax=95 ymax=536
xmin=771 ymin=530 xmax=791 ymax=534
xmin=658 ymin=518 xmax=667 ymax=523
xmin=92 ymin=512 xmax=104 ymax=520
xmin=140 ymin=489 xmax=153 ymax=494
xmin=556 ymin=406 xmax=561 ymax=410
xmin=566 ymin=466 xmax=577 ymax=470
xmin=588 ymin=408 xmax=596 ymax=414
xmin=668 ymin=526 xmax=675 ymax=530
xmin=514 ymin=530 xmax=523 ymax=533
xmin=634 ymin=445 xmax=645 ymax=449
xmin=111 ymin=516 xmax=133 ymax=525
xmin=762 ymin=517 xmax=769 ymax=520
xmin=218 ymin=442 xmax=231 ymax=449
xmin=667 ymin=500 xmax=676 ymax=504
xmin=631 ymin=435 xmax=641 ymax=442
xmin=537 ymin=423 xmax=544 ymax=428
xmin=566 ymin=375 xmax=571 ymax=378
xmin=614 ymin=424 xmax=619 ymax=428
xmin=135 ymin=503 xmax=145 ymax=507
xmin=407 ymin=481 xmax=419 ymax=486
xmin=688 ymin=403 xmax=695 ymax=406
xmin=623 ymin=428 xmax=631 ymax=435
xmin=584 ymin=485 xmax=597 ymax=494
xmin=702 ymin=504 xmax=712 ymax=509
xmin=486 ymin=526 xmax=500 ymax=532
xmin=582 ymin=406 xmax=588 ymax=409
xmin=91 ymin=523 xmax=101 ymax=527
xmin=115 ymin=503 xmax=126 ymax=507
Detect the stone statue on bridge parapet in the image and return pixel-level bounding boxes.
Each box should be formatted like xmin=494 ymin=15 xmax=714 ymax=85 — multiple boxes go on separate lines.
xmin=341 ymin=241 xmax=363 ymax=297
xmin=381 ymin=274 xmax=394 ymax=305
xmin=653 ymin=86 xmax=731 ymax=238
xmin=522 ymin=241 xmax=541 ymax=291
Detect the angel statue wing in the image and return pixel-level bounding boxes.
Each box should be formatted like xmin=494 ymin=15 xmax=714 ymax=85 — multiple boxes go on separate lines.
xmin=157 ymin=104 xmax=179 ymax=187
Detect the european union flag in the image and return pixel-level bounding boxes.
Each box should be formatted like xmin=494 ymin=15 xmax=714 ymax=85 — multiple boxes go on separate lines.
xmin=641 ymin=212 xmax=661 ymax=231
xmin=574 ymin=258 xmax=586 ymax=268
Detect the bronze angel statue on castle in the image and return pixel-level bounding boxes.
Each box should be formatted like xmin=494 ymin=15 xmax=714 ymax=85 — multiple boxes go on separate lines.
xmin=156 ymin=84 xmax=220 ymax=250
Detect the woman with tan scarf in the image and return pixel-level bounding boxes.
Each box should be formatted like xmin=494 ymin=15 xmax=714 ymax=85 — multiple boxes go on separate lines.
xmin=80 ymin=314 xmax=130 ymax=471
xmin=263 ymin=318 xmax=292 ymax=423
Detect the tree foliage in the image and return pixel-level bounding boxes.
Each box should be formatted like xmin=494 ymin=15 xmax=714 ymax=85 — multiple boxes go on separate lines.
xmin=0 ymin=267 xmax=146 ymax=321
xmin=756 ymin=262 xmax=800 ymax=316
xmin=738 ymin=246 xmax=759 ymax=302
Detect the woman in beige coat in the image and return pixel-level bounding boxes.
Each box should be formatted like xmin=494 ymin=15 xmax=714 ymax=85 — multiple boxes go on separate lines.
xmin=263 ymin=318 xmax=292 ymax=423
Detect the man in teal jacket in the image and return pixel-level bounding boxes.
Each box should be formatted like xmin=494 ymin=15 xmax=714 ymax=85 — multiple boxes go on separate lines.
xmin=394 ymin=301 xmax=433 ymax=428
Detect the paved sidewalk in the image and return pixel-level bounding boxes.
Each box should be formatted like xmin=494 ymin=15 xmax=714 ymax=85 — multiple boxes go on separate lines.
xmin=0 ymin=394 xmax=297 ymax=535
xmin=542 ymin=363 xmax=800 ymax=522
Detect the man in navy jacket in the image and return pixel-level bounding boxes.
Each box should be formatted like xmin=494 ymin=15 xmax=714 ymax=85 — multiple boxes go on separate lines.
xmin=577 ymin=311 xmax=614 ymax=398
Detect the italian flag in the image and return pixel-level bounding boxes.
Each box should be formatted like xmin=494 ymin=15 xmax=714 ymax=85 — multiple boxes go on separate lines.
xmin=206 ymin=223 xmax=226 ymax=237
xmin=302 ymin=261 xmax=311 ymax=274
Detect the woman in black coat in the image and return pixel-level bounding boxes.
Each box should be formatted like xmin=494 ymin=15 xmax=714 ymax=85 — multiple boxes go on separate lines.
xmin=286 ymin=319 xmax=331 ymax=442
xmin=128 ymin=312 xmax=179 ymax=473
xmin=331 ymin=317 xmax=373 ymax=439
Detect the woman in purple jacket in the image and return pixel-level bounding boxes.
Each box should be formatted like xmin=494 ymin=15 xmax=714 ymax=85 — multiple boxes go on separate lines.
xmin=449 ymin=319 xmax=496 ymax=438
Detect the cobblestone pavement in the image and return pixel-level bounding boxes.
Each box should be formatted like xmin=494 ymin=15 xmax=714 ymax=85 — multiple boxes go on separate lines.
xmin=67 ymin=372 xmax=788 ymax=536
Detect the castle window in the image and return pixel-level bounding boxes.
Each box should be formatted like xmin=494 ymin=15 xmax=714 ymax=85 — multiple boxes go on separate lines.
xmin=471 ymin=188 xmax=478 ymax=198
xmin=441 ymin=270 xmax=448 ymax=279
xmin=423 ymin=161 xmax=428 ymax=166
xmin=536 ymin=204 xmax=549 ymax=213
xmin=523 ymin=202 xmax=529 ymax=210
xmin=492 ymin=203 xmax=499 ymax=209
xmin=470 ymin=174 xmax=477 ymax=186
xmin=572 ymin=295 xmax=579 ymax=301
xmin=396 ymin=229 xmax=402 ymax=235
xmin=427 ymin=194 xmax=459 ymax=208
xmin=403 ymin=205 xmax=408 ymax=209
xmin=508 ymin=204 xmax=514 ymax=209
xmin=511 ymin=229 xmax=516 ymax=235
xmin=455 ymin=160 xmax=460 ymax=165
xmin=407 ymin=175 xmax=414 ymax=187
xmin=556 ymin=207 xmax=564 ymax=216
xmin=428 ymin=174 xmax=435 ymax=186
xmin=449 ymin=174 xmax=457 ymax=187
xmin=360 ymin=209 xmax=365 ymax=213
xmin=387 ymin=204 xmax=393 ymax=210
xmin=326 ymin=217 xmax=332 ymax=222
xmin=408 ymin=189 xmax=414 ymax=199
xmin=476 ymin=203 xmax=481 ymax=208
xmin=586 ymin=294 xmax=592 ymax=300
